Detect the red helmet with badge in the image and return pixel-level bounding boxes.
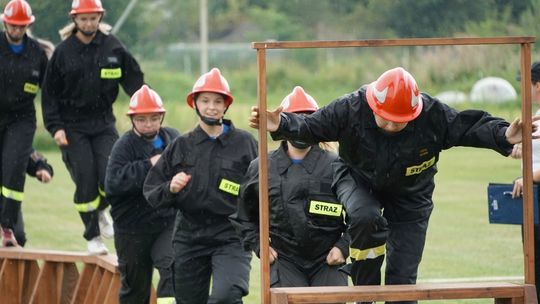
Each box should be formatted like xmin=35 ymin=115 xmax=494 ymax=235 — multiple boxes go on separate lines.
xmin=366 ymin=67 xmax=423 ymax=123
xmin=70 ymin=0 xmax=105 ymax=16
xmin=127 ymin=85 xmax=166 ymax=115
xmin=281 ymin=86 xmax=319 ymax=113
xmin=186 ymin=68 xmax=233 ymax=108
xmin=1 ymin=0 xmax=34 ymax=26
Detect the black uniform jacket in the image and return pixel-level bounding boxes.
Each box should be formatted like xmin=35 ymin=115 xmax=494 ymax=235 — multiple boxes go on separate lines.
xmin=143 ymin=120 xmax=258 ymax=244
xmin=0 ymin=33 xmax=47 ymax=121
xmin=272 ymin=86 xmax=514 ymax=223
xmin=105 ymin=127 xmax=179 ymax=234
xmin=42 ymin=31 xmax=144 ymax=135
xmin=231 ymin=142 xmax=349 ymax=267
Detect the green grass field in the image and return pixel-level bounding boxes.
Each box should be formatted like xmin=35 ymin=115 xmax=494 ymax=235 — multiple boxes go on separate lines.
xmin=20 ymin=144 xmax=526 ymax=303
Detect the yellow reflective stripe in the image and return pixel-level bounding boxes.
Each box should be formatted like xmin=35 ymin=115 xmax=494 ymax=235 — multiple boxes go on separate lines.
xmin=98 ymin=187 xmax=106 ymax=197
xmin=405 ymin=156 xmax=435 ymax=176
xmin=309 ymin=200 xmax=342 ymax=217
xmin=1 ymin=186 xmax=24 ymax=202
xmin=23 ymin=83 xmax=39 ymax=94
xmin=350 ymin=244 xmax=386 ymax=260
xmin=156 ymin=298 xmax=176 ymax=304
xmin=75 ymin=196 xmax=100 ymax=213
xmin=100 ymin=68 xmax=122 ymax=79
xmin=219 ymin=178 xmax=240 ymax=196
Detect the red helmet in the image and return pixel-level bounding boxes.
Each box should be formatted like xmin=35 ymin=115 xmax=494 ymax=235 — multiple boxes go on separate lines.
xmin=366 ymin=67 xmax=423 ymax=123
xmin=281 ymin=86 xmax=319 ymax=113
xmin=127 ymin=85 xmax=166 ymax=115
xmin=1 ymin=0 xmax=35 ymax=26
xmin=70 ymin=0 xmax=105 ymax=16
xmin=186 ymin=68 xmax=233 ymax=108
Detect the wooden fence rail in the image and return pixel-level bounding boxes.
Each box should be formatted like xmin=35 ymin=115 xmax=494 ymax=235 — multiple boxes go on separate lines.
xmin=0 ymin=247 xmax=156 ymax=304
xmin=253 ymin=36 xmax=537 ymax=304
xmin=270 ymin=282 xmax=538 ymax=304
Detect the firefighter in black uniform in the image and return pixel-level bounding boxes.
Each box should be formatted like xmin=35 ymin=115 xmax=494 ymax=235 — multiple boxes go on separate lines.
xmin=41 ymin=0 xmax=144 ymax=254
xmin=105 ymin=85 xmax=176 ymax=304
xmin=144 ymin=68 xmax=257 ymax=304
xmin=0 ymin=0 xmax=48 ymax=247
xmin=1 ymin=149 xmax=54 ymax=247
xmin=231 ymin=86 xmax=349 ymax=287
xmin=250 ymin=67 xmax=537 ymax=304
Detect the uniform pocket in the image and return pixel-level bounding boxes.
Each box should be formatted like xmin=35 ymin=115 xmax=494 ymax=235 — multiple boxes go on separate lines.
xmin=305 ymin=179 xmax=344 ymax=228
xmin=98 ymin=55 xmax=122 ymax=80
xmin=21 ymin=68 xmax=41 ymax=96
xmin=397 ymin=143 xmax=439 ymax=186
xmin=217 ymin=158 xmax=247 ymax=198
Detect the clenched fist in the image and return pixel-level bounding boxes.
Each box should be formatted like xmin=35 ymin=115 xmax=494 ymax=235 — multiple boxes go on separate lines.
xmin=170 ymin=172 xmax=192 ymax=193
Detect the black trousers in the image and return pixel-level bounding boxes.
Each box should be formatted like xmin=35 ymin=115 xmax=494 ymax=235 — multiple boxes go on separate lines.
xmin=60 ymin=119 xmax=118 ymax=240
xmin=0 ymin=205 xmax=26 ymax=246
xmin=270 ymin=257 xmax=347 ymax=288
xmin=173 ymin=239 xmax=251 ymax=304
xmin=115 ymin=223 xmax=175 ymax=304
xmin=334 ymin=163 xmax=429 ymax=304
xmin=0 ymin=117 xmax=35 ymax=235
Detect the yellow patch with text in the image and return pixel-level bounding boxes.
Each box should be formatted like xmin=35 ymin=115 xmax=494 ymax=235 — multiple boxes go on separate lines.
xmin=309 ymin=200 xmax=342 ymax=217
xmin=23 ymin=83 xmax=38 ymax=94
xmin=100 ymin=68 xmax=122 ymax=79
xmin=405 ymin=156 xmax=436 ymax=176
xmin=219 ymin=178 xmax=240 ymax=196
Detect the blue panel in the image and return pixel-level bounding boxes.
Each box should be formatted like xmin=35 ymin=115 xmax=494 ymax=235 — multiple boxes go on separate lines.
xmin=487 ymin=183 xmax=539 ymax=225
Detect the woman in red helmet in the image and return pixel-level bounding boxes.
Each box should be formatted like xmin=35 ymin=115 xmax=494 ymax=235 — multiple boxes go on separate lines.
xmin=0 ymin=0 xmax=48 ymax=247
xmin=105 ymin=85 xmax=177 ymax=304
xmin=231 ymin=86 xmax=348 ymax=288
xmin=250 ymin=67 xmax=537 ymax=304
xmin=144 ymin=68 xmax=257 ymax=304
xmin=41 ymin=0 xmax=144 ymax=255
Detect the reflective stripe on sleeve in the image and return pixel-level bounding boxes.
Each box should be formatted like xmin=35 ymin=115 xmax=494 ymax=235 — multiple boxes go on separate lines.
xmin=349 ymin=244 xmax=386 ymax=260
xmin=99 ymin=187 xmax=106 ymax=197
xmin=1 ymin=186 xmax=24 ymax=202
xmin=74 ymin=196 xmax=100 ymax=213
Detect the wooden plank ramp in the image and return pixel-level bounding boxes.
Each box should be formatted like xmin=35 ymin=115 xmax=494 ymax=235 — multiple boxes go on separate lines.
xmin=0 ymin=247 xmax=157 ymax=304
xmin=270 ymin=282 xmax=538 ymax=304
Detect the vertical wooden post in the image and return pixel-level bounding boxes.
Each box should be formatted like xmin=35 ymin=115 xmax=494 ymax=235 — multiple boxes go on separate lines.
xmin=199 ymin=0 xmax=209 ymax=74
xmin=520 ymin=43 xmax=535 ymax=286
xmin=256 ymin=47 xmax=271 ymax=304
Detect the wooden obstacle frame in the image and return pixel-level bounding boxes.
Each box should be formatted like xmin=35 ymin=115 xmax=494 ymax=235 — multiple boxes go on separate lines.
xmin=0 ymin=248 xmax=157 ymax=304
xmin=252 ymin=37 xmax=538 ymax=304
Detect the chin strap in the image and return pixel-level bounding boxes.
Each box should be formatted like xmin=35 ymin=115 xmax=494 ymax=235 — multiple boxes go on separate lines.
xmin=289 ymin=140 xmax=312 ymax=149
xmin=130 ymin=115 xmax=163 ymax=141
xmin=139 ymin=132 xmax=158 ymax=141
xmin=195 ymin=107 xmax=223 ymax=126
xmin=73 ymin=16 xmax=101 ymax=37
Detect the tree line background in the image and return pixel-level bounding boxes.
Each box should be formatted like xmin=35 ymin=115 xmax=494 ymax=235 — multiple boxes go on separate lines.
xmin=2 ymin=0 xmax=540 ymax=149
xmin=20 ymin=0 xmax=540 ymax=94
xmin=24 ymin=0 xmax=539 ymax=54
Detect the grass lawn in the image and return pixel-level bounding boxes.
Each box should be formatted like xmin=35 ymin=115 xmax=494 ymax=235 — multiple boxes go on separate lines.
xmin=21 ymin=144 xmax=526 ymax=303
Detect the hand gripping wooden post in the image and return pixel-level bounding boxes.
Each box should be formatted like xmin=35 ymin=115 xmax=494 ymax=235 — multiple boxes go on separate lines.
xmin=252 ymin=37 xmax=537 ymax=304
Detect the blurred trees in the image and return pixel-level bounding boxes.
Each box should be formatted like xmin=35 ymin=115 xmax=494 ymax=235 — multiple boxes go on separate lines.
xmin=1 ymin=0 xmax=530 ymax=52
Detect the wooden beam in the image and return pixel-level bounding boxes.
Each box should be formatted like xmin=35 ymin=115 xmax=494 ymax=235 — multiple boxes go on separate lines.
xmin=270 ymin=282 xmax=536 ymax=303
xmin=252 ymin=37 xmax=535 ymax=49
